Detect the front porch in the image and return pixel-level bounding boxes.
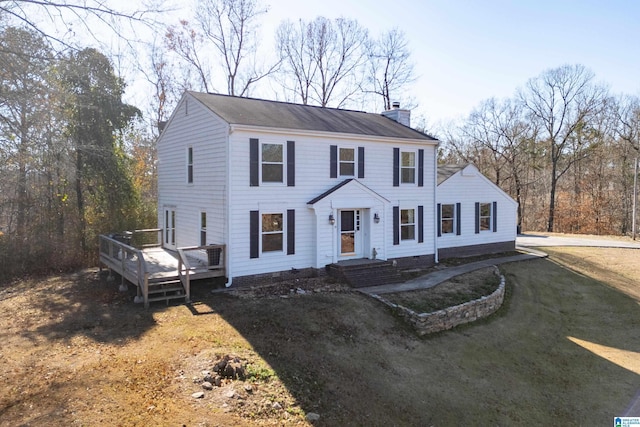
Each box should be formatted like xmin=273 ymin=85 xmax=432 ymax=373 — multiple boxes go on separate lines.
xmin=99 ymin=229 xmax=226 ymax=308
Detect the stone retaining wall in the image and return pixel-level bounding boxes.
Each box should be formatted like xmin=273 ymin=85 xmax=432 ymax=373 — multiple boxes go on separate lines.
xmin=371 ymin=267 xmax=506 ymax=336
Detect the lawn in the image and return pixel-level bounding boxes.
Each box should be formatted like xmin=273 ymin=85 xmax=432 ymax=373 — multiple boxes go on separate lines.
xmin=0 ymin=247 xmax=638 ymax=426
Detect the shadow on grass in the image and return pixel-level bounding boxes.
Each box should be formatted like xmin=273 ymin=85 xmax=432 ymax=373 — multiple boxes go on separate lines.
xmin=0 ymin=268 xmax=158 ymax=345
xmin=6 ymin=254 xmax=640 ymax=425
xmin=176 ymin=256 xmax=640 ymax=425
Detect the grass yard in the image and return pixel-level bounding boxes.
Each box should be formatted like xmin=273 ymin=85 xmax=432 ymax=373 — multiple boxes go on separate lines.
xmin=0 ymin=246 xmax=638 ymax=426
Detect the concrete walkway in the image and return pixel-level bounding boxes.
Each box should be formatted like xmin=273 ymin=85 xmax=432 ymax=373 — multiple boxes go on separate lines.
xmin=358 ymin=247 xmax=547 ymax=295
xmin=358 ymin=232 xmax=640 ymax=295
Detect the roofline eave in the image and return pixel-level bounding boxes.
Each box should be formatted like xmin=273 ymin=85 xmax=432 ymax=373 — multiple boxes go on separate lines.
xmin=229 ymin=123 xmax=439 ymax=146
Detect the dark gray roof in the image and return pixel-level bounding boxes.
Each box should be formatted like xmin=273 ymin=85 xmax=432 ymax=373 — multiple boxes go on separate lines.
xmin=307 ymin=179 xmax=354 ymax=205
xmin=188 ymin=91 xmax=437 ymax=141
xmin=437 ymin=164 xmax=467 ymax=185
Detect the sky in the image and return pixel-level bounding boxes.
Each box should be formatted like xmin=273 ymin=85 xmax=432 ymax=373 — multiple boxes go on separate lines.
xmin=49 ymin=0 xmax=638 ymax=129
xmin=253 ymin=0 xmax=640 ymax=127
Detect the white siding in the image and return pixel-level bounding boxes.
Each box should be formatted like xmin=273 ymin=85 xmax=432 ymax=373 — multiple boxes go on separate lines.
xmin=226 ymin=129 xmax=437 ymax=280
xmin=437 ymin=165 xmax=517 ymax=249
xmin=157 ymin=94 xmax=229 ymax=250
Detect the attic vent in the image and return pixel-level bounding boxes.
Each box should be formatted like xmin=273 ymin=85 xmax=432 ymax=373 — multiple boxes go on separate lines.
xmin=392 ymin=101 xmax=400 ymax=109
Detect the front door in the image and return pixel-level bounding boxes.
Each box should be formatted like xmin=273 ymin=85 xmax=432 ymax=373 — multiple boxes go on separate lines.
xmin=164 ymin=208 xmax=176 ymax=250
xmin=339 ymin=209 xmax=362 ymax=258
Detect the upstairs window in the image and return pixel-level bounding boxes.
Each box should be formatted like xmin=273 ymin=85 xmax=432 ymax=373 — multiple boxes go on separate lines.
xmin=187 ymin=146 xmax=193 ymax=183
xmin=339 ymin=148 xmax=355 ymax=176
xmin=262 ymin=143 xmax=283 ymax=183
xmin=401 ymin=151 xmax=416 ymax=183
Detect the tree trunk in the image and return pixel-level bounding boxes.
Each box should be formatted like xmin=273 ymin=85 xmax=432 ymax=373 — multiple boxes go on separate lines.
xmin=75 ymin=148 xmax=87 ymax=254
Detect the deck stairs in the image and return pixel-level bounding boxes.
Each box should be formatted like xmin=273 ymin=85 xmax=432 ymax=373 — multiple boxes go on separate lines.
xmin=146 ymin=275 xmax=187 ymax=306
xmin=327 ymin=259 xmax=404 ymax=288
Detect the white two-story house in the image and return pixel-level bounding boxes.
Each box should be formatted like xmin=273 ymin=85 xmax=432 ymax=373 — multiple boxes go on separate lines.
xmin=157 ymin=92 xmax=516 ymax=286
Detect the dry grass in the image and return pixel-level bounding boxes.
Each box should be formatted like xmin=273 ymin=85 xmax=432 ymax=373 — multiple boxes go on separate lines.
xmin=0 ymin=247 xmax=639 ymax=426
xmin=384 ymin=267 xmax=501 ymax=313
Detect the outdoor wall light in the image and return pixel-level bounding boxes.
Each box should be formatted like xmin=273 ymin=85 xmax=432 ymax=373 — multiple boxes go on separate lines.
xmin=329 ymin=214 xmax=335 ymax=225
xmin=374 ymin=213 xmax=380 ymax=223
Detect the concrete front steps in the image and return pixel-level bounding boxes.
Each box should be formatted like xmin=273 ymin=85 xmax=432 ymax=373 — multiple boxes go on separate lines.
xmin=326 ymin=259 xmax=404 ymax=288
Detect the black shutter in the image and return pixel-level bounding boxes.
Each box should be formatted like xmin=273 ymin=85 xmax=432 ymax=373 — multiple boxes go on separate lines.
xmin=418 ymin=149 xmax=424 ymax=187
xmin=287 ymin=140 xmax=295 ymax=187
xmin=437 ymin=203 xmax=441 ymax=237
xmin=393 ymin=206 xmax=400 ymax=245
xmin=250 ymin=138 xmax=259 ymax=187
xmin=475 ymin=202 xmax=480 ymax=234
xmin=250 ymin=210 xmax=259 ymax=258
xmin=393 ymin=148 xmax=400 ymax=187
xmin=358 ymin=146 xmax=365 ymax=178
xmin=456 ymin=203 xmax=461 ymax=235
xmin=287 ymin=209 xmax=295 ymax=255
xmin=418 ymin=205 xmax=424 ymax=243
xmin=493 ymin=201 xmax=498 ymax=232
xmin=330 ymin=145 xmax=338 ymax=178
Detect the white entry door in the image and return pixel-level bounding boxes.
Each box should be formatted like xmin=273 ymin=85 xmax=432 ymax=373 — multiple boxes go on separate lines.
xmin=164 ymin=208 xmax=176 ymax=250
xmin=339 ymin=209 xmax=363 ymax=258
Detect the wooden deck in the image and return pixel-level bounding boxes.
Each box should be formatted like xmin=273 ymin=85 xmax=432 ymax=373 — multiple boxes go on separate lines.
xmin=99 ymin=231 xmax=226 ymax=308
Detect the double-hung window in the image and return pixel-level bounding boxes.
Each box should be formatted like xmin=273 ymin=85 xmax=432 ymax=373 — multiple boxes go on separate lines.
xmin=401 ymin=151 xmax=416 ymax=184
xmin=441 ymin=204 xmax=455 ymax=234
xmin=261 ymin=143 xmax=283 ymax=183
xmin=339 ymin=148 xmax=355 ymax=176
xmin=400 ymin=208 xmax=415 ymax=240
xmin=479 ymin=202 xmax=492 ymax=231
xmin=262 ymin=213 xmax=283 ymax=252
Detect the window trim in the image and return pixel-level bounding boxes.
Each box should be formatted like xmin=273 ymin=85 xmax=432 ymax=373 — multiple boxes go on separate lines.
xmin=478 ymin=202 xmax=493 ymax=232
xmin=400 ymin=149 xmax=417 ymax=184
xmin=261 ymin=212 xmax=284 ymax=253
xmin=338 ymin=147 xmax=356 ymax=177
xmin=187 ymin=146 xmax=193 ymax=184
xmin=441 ymin=203 xmax=456 ymax=235
xmin=260 ymin=142 xmax=285 ymax=184
xmin=200 ymin=211 xmax=207 ymax=246
xmin=400 ymin=208 xmax=416 ymax=241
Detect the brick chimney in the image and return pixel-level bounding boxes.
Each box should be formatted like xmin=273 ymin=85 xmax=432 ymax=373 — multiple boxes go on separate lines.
xmin=381 ymin=101 xmax=411 ymax=127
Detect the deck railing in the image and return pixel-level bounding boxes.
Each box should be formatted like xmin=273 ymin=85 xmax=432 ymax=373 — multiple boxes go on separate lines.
xmin=176 ymin=244 xmax=226 ymax=302
xmin=100 ymin=231 xmax=226 ymax=307
xmin=131 ymin=228 xmax=163 ymax=248
xmin=99 ymin=234 xmax=150 ymax=305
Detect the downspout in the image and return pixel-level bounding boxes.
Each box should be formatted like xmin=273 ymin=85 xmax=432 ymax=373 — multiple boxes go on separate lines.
xmin=433 ymin=143 xmax=439 ymax=264
xmin=225 ymin=124 xmax=233 ymax=286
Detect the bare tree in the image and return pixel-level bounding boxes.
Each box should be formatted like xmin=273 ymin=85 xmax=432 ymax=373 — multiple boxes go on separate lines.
xmin=276 ymin=16 xmax=368 ymax=107
xmin=519 ymin=64 xmax=608 ymax=232
xmin=195 ymin=0 xmax=277 ymax=96
xmin=0 ymin=0 xmax=163 ymax=50
xmin=165 ymin=20 xmax=212 ymax=93
xmin=615 ymin=95 xmax=640 ymax=235
xmin=365 ymin=27 xmax=415 ymax=111
xmin=459 ymin=98 xmax=538 ymax=231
